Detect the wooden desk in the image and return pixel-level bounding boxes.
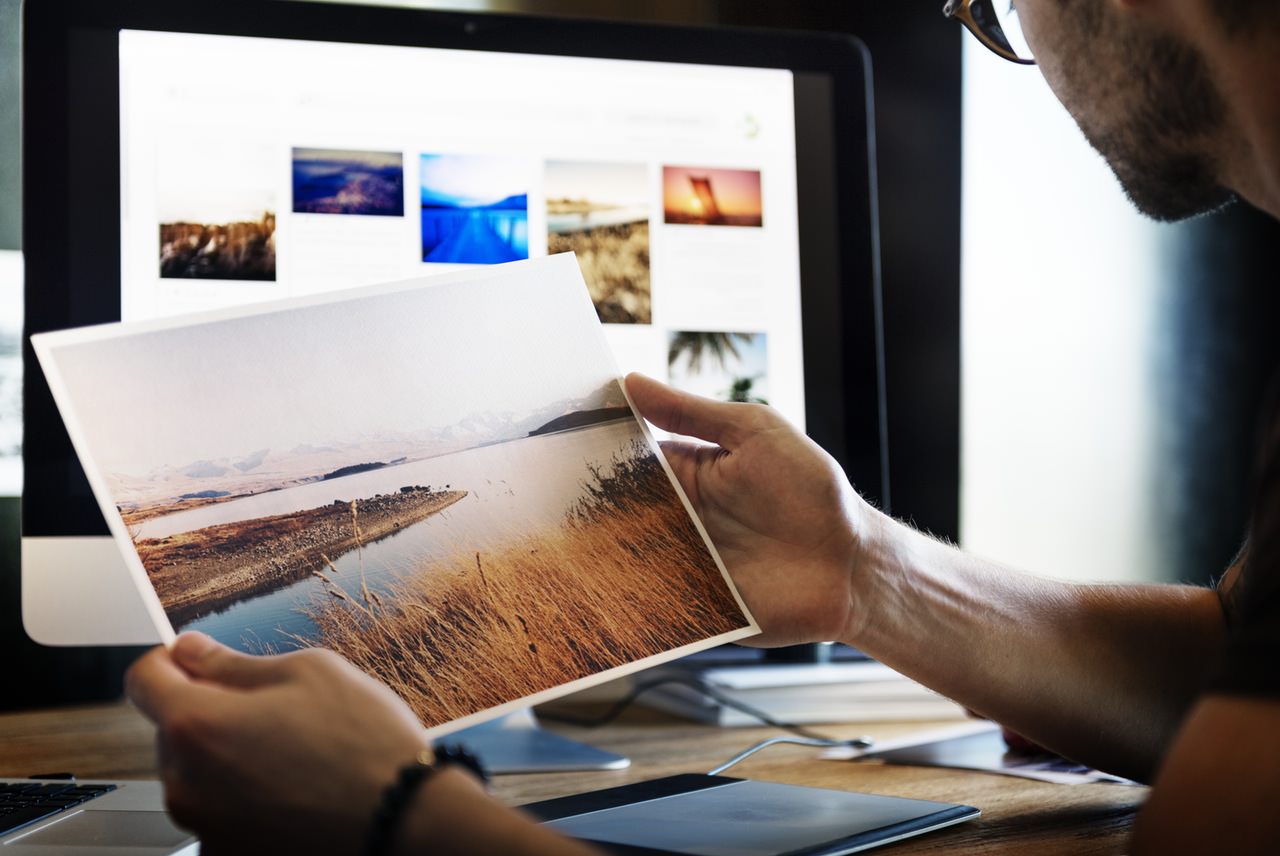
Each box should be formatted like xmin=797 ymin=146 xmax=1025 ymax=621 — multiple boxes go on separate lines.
xmin=0 ymin=702 xmax=1145 ymax=854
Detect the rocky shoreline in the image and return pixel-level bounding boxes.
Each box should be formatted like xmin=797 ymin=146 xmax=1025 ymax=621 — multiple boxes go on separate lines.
xmin=137 ymin=487 xmax=467 ymax=627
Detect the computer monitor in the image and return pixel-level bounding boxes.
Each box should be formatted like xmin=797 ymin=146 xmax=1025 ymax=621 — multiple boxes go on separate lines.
xmin=21 ymin=1 xmax=885 ymax=655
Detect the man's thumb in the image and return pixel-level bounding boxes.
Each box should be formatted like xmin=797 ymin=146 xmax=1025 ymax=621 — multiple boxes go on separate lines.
xmin=625 ymin=373 xmax=748 ymax=449
xmin=170 ymin=632 xmax=288 ymax=689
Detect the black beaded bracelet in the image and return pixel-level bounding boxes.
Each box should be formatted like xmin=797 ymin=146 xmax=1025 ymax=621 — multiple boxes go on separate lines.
xmin=365 ymin=744 xmax=488 ymax=856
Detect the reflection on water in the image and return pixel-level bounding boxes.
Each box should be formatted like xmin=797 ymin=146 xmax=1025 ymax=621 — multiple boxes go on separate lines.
xmin=420 ymin=208 xmax=529 ymax=263
xmin=180 ymin=420 xmax=640 ymax=652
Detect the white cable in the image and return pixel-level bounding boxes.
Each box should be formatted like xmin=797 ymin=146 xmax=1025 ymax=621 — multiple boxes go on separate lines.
xmin=707 ymin=736 xmax=872 ymax=777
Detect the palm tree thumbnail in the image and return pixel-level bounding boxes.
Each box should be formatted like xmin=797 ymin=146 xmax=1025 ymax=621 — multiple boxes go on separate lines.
xmin=668 ymin=331 xmax=756 ymax=375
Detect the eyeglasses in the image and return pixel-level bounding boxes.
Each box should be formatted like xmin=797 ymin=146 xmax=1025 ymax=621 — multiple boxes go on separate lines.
xmin=943 ymin=0 xmax=1036 ymax=65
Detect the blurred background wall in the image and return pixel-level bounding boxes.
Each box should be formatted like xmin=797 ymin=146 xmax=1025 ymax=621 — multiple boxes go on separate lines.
xmin=959 ymin=34 xmax=1280 ymax=586
xmin=1 ymin=0 xmax=1276 ymax=709
xmin=0 ymin=0 xmax=15 ymax=252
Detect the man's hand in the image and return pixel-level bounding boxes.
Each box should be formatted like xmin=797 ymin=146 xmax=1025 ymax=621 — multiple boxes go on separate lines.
xmin=126 ymin=633 xmax=436 ymax=854
xmin=625 ymin=373 xmax=872 ymax=647
xmin=127 ymin=634 xmax=597 ymax=856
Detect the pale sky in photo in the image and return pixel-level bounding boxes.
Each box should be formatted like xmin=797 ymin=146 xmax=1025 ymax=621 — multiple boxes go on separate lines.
xmin=48 ymin=257 xmax=618 ymax=476
xmin=545 ymin=161 xmax=648 ymax=207
xmin=293 ymin=148 xmax=403 ymax=169
xmin=156 ymin=136 xmax=276 ymax=224
xmin=419 ymin=154 xmax=533 ymax=207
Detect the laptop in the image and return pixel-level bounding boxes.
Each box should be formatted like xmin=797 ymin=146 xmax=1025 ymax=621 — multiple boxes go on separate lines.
xmin=0 ymin=779 xmax=196 ymax=855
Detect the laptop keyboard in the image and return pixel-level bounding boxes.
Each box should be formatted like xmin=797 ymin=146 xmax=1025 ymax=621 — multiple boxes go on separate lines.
xmin=0 ymin=782 xmax=117 ymax=837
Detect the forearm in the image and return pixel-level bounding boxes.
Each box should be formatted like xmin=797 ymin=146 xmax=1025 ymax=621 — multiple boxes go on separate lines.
xmin=393 ymin=768 xmax=599 ymax=856
xmin=848 ymin=510 xmax=1226 ymax=782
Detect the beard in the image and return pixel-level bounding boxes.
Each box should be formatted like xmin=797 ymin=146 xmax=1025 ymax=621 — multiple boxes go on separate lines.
xmin=1067 ymin=19 xmax=1236 ymax=222
xmin=1083 ymin=127 xmax=1234 ymax=222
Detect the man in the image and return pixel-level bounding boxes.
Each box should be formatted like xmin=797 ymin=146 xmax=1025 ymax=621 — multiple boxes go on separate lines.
xmin=125 ymin=0 xmax=1280 ymax=852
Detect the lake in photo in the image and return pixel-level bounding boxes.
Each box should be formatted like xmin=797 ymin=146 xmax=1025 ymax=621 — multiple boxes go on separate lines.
xmin=167 ymin=420 xmax=637 ymax=649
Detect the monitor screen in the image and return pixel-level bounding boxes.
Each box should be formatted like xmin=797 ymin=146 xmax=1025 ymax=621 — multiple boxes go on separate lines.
xmin=24 ymin=1 xmax=884 ymax=549
xmin=118 ymin=30 xmax=805 ymax=428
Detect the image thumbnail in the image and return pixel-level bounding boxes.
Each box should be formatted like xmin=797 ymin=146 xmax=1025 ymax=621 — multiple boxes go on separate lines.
xmin=292 ymin=148 xmax=404 ymax=216
xmin=663 ymin=166 xmax=764 ymax=227
xmin=668 ymin=331 xmax=769 ymax=404
xmin=546 ymin=161 xmax=651 ymax=325
xmin=44 ymin=262 xmax=752 ymax=729
xmin=157 ymin=138 xmax=277 ymax=281
xmin=420 ymin=155 xmax=529 ymax=264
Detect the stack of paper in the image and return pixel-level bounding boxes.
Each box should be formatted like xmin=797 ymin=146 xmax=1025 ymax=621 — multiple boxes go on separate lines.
xmin=638 ymin=661 xmax=966 ymax=726
xmin=821 ymin=721 xmax=1136 ymax=785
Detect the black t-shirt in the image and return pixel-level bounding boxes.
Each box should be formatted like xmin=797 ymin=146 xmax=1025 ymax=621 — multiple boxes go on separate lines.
xmin=1215 ymin=387 xmax=1280 ymax=695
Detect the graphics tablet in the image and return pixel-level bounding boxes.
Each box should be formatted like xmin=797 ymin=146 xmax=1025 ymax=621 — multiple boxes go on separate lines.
xmin=523 ymin=774 xmax=979 ymax=855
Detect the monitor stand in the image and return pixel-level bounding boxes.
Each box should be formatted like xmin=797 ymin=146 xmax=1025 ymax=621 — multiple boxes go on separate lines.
xmin=450 ymin=708 xmax=629 ymax=774
xmin=22 ymin=536 xmax=631 ymax=773
xmin=22 ymin=536 xmax=164 ymax=646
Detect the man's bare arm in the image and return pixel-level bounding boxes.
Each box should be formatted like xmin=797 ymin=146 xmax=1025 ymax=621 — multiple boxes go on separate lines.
xmin=852 ymin=518 xmax=1227 ymax=782
xmin=1130 ymin=695 xmax=1280 ymax=853
xmin=627 ymin=372 xmax=1228 ymax=784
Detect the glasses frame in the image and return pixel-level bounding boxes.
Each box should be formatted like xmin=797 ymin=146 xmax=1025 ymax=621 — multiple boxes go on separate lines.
xmin=943 ymin=0 xmax=1037 ymax=66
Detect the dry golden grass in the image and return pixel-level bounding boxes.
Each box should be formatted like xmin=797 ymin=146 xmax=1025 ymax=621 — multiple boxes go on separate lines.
xmin=548 ymin=221 xmax=650 ymax=324
xmin=302 ymin=440 xmax=747 ymax=727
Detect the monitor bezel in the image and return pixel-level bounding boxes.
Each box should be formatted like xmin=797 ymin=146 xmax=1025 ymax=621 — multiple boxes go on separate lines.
xmin=21 ymin=0 xmax=886 ymax=538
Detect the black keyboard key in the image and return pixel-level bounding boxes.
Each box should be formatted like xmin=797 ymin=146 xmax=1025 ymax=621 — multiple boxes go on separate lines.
xmin=0 ymin=781 xmax=117 ymax=837
xmin=24 ymin=784 xmax=74 ymax=798
xmin=57 ymin=786 xmax=106 ymax=799
xmin=0 ymin=804 xmax=62 ymax=837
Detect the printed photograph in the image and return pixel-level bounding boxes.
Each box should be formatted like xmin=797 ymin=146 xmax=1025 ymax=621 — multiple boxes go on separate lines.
xmin=157 ymin=139 xmax=277 ymax=281
xmin=420 ymin=154 xmax=530 ymax=264
xmin=668 ymin=331 xmax=769 ymax=405
xmin=662 ymin=166 xmax=764 ymax=227
xmin=40 ymin=260 xmax=753 ymax=729
xmin=292 ymin=148 xmax=404 ymax=216
xmin=546 ymin=161 xmax=651 ymax=325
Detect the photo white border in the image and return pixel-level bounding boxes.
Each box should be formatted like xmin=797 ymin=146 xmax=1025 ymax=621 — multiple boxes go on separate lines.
xmin=31 ymin=253 xmax=759 ymax=736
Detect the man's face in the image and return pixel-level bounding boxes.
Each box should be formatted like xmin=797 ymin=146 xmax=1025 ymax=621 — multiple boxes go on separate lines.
xmin=1012 ymin=0 xmax=1234 ymax=221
